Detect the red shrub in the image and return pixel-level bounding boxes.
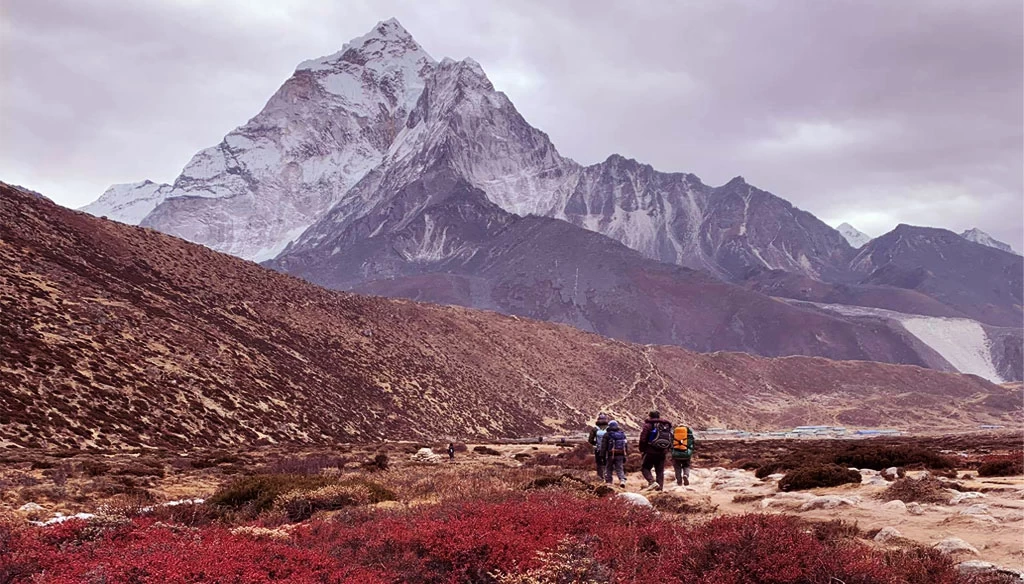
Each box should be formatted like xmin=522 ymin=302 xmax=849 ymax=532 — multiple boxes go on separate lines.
xmin=0 ymin=492 xmax=977 ymax=584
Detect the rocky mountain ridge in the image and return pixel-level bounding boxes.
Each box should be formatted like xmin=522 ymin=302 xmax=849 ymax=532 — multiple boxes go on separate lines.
xmin=2 ymin=182 xmax=1019 ymax=448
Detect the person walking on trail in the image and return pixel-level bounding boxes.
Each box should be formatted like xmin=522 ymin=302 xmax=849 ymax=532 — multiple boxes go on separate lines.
xmin=671 ymin=424 xmax=696 ymax=486
xmin=587 ymin=413 xmax=610 ymax=479
xmin=639 ymin=410 xmax=673 ymax=491
xmin=601 ymin=420 xmax=628 ymax=488
xmin=447 ymin=443 xmax=456 ymax=461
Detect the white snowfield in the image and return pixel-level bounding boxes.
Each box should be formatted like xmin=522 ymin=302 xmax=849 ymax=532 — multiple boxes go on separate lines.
xmin=799 ymin=302 xmax=1006 ymax=383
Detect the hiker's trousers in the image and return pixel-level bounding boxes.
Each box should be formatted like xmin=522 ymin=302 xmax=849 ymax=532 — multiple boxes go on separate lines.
xmin=594 ymin=451 xmax=607 ymax=479
xmin=641 ymin=450 xmax=666 ymax=488
xmin=604 ymin=454 xmax=626 ymax=483
xmin=672 ymin=457 xmax=691 ymax=484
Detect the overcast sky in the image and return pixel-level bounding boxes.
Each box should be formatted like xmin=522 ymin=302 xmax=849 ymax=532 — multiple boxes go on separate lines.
xmin=2 ymin=0 xmax=1022 ymax=248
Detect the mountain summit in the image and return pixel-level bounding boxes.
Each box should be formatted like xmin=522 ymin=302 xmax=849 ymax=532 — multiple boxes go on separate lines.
xmin=837 ymin=222 xmax=871 ymax=248
xmin=960 ymin=228 xmax=1018 ymax=255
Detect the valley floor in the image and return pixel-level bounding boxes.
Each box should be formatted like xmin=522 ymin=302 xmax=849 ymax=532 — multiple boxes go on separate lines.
xmin=1 ymin=434 xmax=1021 ymax=581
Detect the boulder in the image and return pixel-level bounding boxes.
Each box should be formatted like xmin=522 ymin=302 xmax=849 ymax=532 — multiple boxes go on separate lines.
xmin=958 ymin=560 xmax=1024 ymax=579
xmin=959 ymin=504 xmax=990 ymax=516
xmin=18 ymin=503 xmax=44 ymax=513
xmin=950 ymin=491 xmax=986 ymax=505
xmin=798 ymin=495 xmax=859 ymax=511
xmin=881 ymin=467 xmax=901 ymax=480
xmin=617 ymin=492 xmax=652 ymax=508
xmin=863 ymin=476 xmax=889 ymax=487
xmin=880 ymin=500 xmax=907 ymax=513
xmin=906 ymin=502 xmax=925 ymax=515
xmin=933 ymin=537 xmax=979 ymax=555
xmin=410 ymin=448 xmax=443 ymax=464
xmin=874 ymin=527 xmax=902 ymax=543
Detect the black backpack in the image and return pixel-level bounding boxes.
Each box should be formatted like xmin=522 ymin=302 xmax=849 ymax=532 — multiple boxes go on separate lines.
xmin=648 ymin=420 xmax=673 ymax=450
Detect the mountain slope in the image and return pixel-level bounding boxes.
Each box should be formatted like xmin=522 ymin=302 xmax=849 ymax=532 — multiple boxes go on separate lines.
xmin=3 ymin=182 xmax=1018 ymax=448
xmin=272 ymin=168 xmax=954 ymax=367
xmin=850 ymin=224 xmax=1023 ymax=327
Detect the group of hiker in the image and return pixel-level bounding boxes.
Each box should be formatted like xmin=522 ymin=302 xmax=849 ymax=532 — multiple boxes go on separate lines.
xmin=586 ymin=410 xmax=695 ymax=491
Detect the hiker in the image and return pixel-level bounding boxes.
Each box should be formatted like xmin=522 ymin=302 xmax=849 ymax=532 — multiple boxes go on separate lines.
xmin=587 ymin=413 xmax=610 ymax=479
xmin=639 ymin=410 xmax=673 ymax=491
xmin=671 ymin=423 xmax=696 ymax=486
xmin=447 ymin=443 xmax=455 ymax=461
xmin=601 ymin=420 xmax=628 ymax=488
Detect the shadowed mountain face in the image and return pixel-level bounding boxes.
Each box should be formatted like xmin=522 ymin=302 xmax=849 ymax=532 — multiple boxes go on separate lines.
xmin=849 ymin=225 xmax=1023 ymax=328
xmin=270 ymin=168 xmax=949 ymax=367
xmin=2 ymin=183 xmax=1019 ymax=448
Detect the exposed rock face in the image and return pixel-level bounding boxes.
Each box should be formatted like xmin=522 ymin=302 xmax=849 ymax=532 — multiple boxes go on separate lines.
xmin=270 ymin=169 xmax=949 ymax=365
xmin=2 ymin=183 xmax=1019 ymax=448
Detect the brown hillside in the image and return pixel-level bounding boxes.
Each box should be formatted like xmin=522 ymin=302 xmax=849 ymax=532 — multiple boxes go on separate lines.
xmin=0 ymin=183 xmax=1018 ymax=448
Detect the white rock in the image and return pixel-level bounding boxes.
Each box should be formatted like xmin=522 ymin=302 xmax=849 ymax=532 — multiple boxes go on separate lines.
xmin=765 ymin=473 xmax=786 ymax=481
xmin=959 ymin=504 xmax=990 ymax=516
xmin=881 ymin=467 xmax=901 ymax=480
xmin=874 ymin=527 xmax=902 ymax=543
xmin=881 ymin=500 xmax=907 ymax=513
xmin=906 ymin=502 xmax=925 ymax=515
xmin=18 ymin=503 xmax=44 ymax=513
xmin=950 ymin=491 xmax=986 ymax=504
xmin=410 ymin=447 xmax=443 ymax=463
xmin=933 ymin=537 xmax=979 ymax=555
xmin=863 ymin=476 xmax=889 ymax=487
xmin=958 ymin=560 xmax=1024 ymax=579
xmin=617 ymin=492 xmax=652 ymax=508
xmin=798 ymin=495 xmax=859 ymax=511
xmin=859 ymin=469 xmax=879 ymax=477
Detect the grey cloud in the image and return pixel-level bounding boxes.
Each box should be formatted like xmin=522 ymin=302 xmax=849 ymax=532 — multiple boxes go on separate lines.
xmin=1 ymin=0 xmax=1020 ymax=248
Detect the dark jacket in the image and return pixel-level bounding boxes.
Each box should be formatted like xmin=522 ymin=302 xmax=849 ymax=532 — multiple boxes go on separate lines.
xmin=639 ymin=416 xmax=671 ymax=454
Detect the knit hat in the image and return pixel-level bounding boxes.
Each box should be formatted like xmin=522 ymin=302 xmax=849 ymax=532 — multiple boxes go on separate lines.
xmin=607 ymin=420 xmax=620 ymax=429
xmin=649 ymin=410 xmax=660 ymax=419
xmin=596 ymin=413 xmax=609 ymax=425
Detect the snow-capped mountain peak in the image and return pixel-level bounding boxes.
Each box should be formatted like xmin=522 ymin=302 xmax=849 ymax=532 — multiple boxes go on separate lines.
xmin=837 ymin=222 xmax=871 ymax=248
xmin=960 ymin=228 xmax=1018 ymax=255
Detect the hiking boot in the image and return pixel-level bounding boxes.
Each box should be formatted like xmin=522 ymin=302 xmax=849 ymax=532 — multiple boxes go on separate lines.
xmin=683 ymin=477 xmax=689 ymax=486
xmin=619 ymin=481 xmax=626 ymax=488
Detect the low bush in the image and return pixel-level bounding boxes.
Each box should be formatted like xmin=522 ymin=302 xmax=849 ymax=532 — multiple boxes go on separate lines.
xmin=832 ymin=444 xmax=955 ymax=471
xmin=276 ymin=478 xmax=396 ymax=522
xmin=207 ymin=474 xmax=336 ymax=514
xmin=977 ymin=456 xmax=1023 ymax=477
xmin=877 ymin=476 xmax=952 ymax=504
xmin=362 ymin=454 xmax=389 ymax=472
xmin=778 ymin=464 xmax=862 ymax=491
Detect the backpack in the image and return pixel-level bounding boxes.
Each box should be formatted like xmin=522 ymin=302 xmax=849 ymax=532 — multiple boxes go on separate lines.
xmin=605 ymin=430 xmax=627 ymax=455
xmin=671 ymin=426 xmax=694 ymax=459
xmin=648 ymin=420 xmax=673 ymax=450
xmin=594 ymin=427 xmax=607 ymax=453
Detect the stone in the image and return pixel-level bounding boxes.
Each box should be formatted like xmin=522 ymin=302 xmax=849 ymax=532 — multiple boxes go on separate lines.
xmin=881 ymin=500 xmax=907 ymax=513
xmin=881 ymin=467 xmax=901 ymax=480
xmin=18 ymin=503 xmax=44 ymax=513
xmin=798 ymin=495 xmax=859 ymax=511
xmin=863 ymin=476 xmax=889 ymax=487
xmin=874 ymin=527 xmax=902 ymax=543
xmin=906 ymin=502 xmax=925 ymax=515
xmin=933 ymin=537 xmax=979 ymax=555
xmin=410 ymin=447 xmax=443 ymax=464
xmin=959 ymin=504 xmax=990 ymax=516
xmin=617 ymin=492 xmax=652 ymax=508
xmin=950 ymin=491 xmax=986 ymax=505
